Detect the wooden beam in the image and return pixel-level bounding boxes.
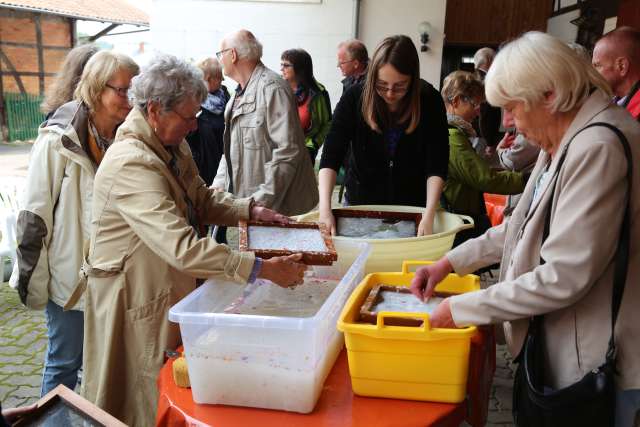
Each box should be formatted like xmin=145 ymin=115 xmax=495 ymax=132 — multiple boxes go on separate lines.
xmin=86 ymin=23 xmax=119 ymax=42
xmin=0 ymin=47 xmax=26 ymax=94
xmin=0 ymin=41 xmax=71 ymax=51
xmin=1 ymin=71 xmax=56 ymax=77
xmin=0 ymin=23 xmax=7 ymax=142
xmin=34 ymin=13 xmax=45 ymax=95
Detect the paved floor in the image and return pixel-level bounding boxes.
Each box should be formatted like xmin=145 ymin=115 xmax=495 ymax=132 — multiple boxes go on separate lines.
xmin=0 ymin=142 xmax=31 ymax=178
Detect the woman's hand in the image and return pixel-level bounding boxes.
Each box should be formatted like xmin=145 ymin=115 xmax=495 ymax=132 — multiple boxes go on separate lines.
xmin=497 ymin=131 xmax=516 ymax=150
xmin=409 ymin=256 xmax=453 ymax=302
xmin=258 ymin=253 xmax=308 ymax=288
xmin=319 ymin=207 xmax=337 ymax=235
xmin=430 ymin=298 xmax=457 ymax=328
xmin=2 ymin=403 xmax=37 ymax=423
xmin=250 ymin=205 xmax=290 ymax=225
xmin=417 ymin=214 xmax=433 ymax=236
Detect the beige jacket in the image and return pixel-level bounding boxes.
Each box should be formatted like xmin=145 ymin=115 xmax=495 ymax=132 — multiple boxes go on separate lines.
xmin=11 ymin=101 xmax=95 ymax=310
xmin=446 ymin=90 xmax=640 ymax=390
xmin=81 ymin=108 xmax=255 ymax=426
xmin=212 ymin=63 xmax=318 ymax=216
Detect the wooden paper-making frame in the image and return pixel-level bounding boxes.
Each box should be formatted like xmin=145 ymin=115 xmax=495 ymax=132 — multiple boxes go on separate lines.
xmin=238 ymin=220 xmax=338 ymax=265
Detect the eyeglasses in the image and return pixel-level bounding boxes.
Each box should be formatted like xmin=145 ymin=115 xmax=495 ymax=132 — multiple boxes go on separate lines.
xmin=337 ymin=59 xmax=354 ymax=68
xmin=375 ymin=82 xmax=409 ymax=95
xmin=462 ymin=96 xmax=481 ymax=108
xmin=215 ymin=48 xmax=232 ymax=61
xmin=280 ymin=62 xmax=293 ymax=69
xmin=171 ymin=108 xmax=202 ymax=123
xmin=105 ymin=83 xmax=130 ymax=98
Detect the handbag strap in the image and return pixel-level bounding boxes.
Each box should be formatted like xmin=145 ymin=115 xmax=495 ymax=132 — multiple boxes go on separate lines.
xmin=538 ymin=122 xmax=632 ymax=362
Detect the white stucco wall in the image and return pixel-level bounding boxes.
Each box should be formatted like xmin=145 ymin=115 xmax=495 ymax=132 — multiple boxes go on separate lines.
xmin=358 ymin=0 xmax=447 ymax=89
xmin=546 ymin=9 xmax=580 ymax=43
xmin=151 ymin=0 xmax=356 ymax=108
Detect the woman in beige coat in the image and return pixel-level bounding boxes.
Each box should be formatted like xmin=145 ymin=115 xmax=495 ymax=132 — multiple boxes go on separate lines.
xmin=410 ymin=32 xmax=640 ymax=426
xmin=81 ymin=54 xmax=307 ymax=426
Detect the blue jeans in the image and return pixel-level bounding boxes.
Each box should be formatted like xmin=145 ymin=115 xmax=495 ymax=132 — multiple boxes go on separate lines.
xmin=41 ymin=299 xmax=83 ymax=396
xmin=616 ymin=389 xmax=640 ymax=427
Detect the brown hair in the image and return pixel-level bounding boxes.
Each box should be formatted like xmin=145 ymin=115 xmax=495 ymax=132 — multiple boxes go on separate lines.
xmin=40 ymin=43 xmax=100 ymax=115
xmin=361 ymin=35 xmax=420 ymax=133
xmin=441 ymin=70 xmax=485 ymax=106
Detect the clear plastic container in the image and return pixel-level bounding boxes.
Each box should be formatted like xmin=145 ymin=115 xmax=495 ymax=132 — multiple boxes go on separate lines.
xmin=168 ymin=240 xmax=370 ymax=413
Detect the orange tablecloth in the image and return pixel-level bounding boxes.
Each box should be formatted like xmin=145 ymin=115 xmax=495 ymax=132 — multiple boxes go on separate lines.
xmin=156 ymin=327 xmax=496 ymax=427
xmin=484 ymin=193 xmax=507 ymax=227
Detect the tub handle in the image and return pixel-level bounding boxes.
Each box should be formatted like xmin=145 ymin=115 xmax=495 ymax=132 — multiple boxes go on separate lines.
xmin=376 ymin=311 xmax=431 ymax=334
xmin=401 ymin=260 xmax=434 ymax=274
xmin=456 ymin=214 xmax=475 ymax=231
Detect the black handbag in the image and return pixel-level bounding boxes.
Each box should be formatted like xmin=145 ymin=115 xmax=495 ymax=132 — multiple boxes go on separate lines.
xmin=512 ymin=123 xmax=633 ymax=427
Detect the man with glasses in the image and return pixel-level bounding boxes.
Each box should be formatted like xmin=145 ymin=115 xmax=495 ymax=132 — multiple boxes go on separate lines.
xmin=211 ymin=29 xmax=318 ymax=217
xmin=337 ymin=39 xmax=369 ymax=93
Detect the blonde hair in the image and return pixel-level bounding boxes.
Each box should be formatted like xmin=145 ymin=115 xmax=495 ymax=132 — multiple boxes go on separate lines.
xmin=197 ymin=57 xmax=223 ymax=81
xmin=485 ymin=31 xmax=611 ymax=112
xmin=441 ymin=71 xmax=485 ymax=105
xmin=74 ymin=50 xmax=139 ymax=112
xmin=41 ymin=43 xmax=100 ymax=114
xmin=362 ymin=35 xmax=420 ymax=134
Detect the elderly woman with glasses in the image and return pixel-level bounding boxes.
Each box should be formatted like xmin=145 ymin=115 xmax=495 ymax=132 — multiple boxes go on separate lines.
xmin=11 ymin=50 xmax=139 ymax=397
xmin=411 ymin=32 xmax=640 ymax=426
xmin=440 ymin=70 xmax=525 ymax=246
xmin=319 ymin=35 xmax=449 ymax=236
xmin=81 ymin=54 xmax=307 ymax=426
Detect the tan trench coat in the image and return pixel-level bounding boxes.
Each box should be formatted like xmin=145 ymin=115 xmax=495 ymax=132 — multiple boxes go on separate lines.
xmin=212 ymin=63 xmax=318 ymax=216
xmin=82 ymin=108 xmax=256 ymax=426
xmin=447 ymin=90 xmax=640 ymax=390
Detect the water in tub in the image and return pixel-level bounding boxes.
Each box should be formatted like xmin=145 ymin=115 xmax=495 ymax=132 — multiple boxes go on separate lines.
xmin=187 ymin=270 xmax=342 ymax=412
xmin=337 ymin=217 xmax=416 ymax=239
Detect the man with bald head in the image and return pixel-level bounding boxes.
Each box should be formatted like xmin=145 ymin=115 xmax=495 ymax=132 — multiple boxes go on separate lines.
xmin=212 ymin=29 xmax=318 ymax=217
xmin=337 ymin=39 xmax=368 ymax=93
xmin=593 ymin=26 xmax=640 ymax=120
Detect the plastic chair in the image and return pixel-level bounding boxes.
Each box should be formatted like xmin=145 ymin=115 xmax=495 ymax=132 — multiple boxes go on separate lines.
xmin=0 ymin=177 xmax=25 ymax=279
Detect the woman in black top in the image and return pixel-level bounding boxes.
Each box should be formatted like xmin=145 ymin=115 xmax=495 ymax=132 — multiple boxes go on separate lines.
xmin=319 ymin=35 xmax=449 ymax=235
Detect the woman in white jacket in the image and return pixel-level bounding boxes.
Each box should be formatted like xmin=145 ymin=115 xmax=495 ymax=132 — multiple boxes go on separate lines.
xmin=11 ymin=50 xmax=139 ymax=395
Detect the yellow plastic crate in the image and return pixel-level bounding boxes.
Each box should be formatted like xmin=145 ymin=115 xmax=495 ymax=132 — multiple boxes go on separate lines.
xmin=337 ymin=260 xmax=480 ymax=403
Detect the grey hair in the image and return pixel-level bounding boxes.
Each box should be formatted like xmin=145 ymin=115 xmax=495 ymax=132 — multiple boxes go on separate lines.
xmin=130 ymin=54 xmax=208 ymax=113
xmin=473 ymin=47 xmax=496 ymax=70
xmin=338 ymin=39 xmax=369 ymax=64
xmin=485 ymin=32 xmax=611 ymax=113
xmin=226 ymin=30 xmax=263 ymax=61
xmin=197 ymin=57 xmax=223 ymax=80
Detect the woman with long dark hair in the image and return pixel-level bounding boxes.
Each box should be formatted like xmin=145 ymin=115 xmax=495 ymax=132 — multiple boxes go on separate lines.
xmin=280 ymin=48 xmax=331 ymax=164
xmin=318 ymin=35 xmax=449 ymax=235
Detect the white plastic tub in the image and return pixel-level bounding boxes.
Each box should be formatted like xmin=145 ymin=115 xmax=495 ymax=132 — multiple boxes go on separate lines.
xmin=297 ymin=205 xmax=473 ymax=274
xmin=168 ymin=240 xmax=370 ymax=413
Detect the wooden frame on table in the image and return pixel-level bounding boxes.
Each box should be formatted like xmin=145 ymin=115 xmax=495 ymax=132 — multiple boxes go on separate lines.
xmin=13 ymin=384 xmax=126 ymax=427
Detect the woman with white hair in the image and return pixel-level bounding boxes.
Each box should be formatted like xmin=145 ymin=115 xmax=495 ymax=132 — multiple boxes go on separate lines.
xmin=81 ymin=54 xmax=307 ymax=426
xmin=11 ymin=50 xmax=139 ymax=396
xmin=411 ymin=31 xmax=640 ymax=426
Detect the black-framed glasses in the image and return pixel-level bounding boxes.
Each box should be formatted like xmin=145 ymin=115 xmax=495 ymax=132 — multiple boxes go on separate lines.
xmin=215 ymin=48 xmax=232 ymax=61
xmin=375 ymin=82 xmax=409 ymax=95
xmin=336 ymin=59 xmax=354 ymax=68
xmin=280 ymin=62 xmax=293 ymax=69
xmin=105 ymin=83 xmax=130 ymax=98
xmin=171 ymin=108 xmax=202 ymax=123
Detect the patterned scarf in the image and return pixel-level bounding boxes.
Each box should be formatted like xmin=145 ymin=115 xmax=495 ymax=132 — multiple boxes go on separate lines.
xmin=201 ymin=88 xmax=228 ymax=115
xmin=294 ymin=84 xmax=308 ymax=106
xmin=446 ymin=113 xmax=477 ymax=138
xmin=88 ymin=119 xmax=114 ymax=153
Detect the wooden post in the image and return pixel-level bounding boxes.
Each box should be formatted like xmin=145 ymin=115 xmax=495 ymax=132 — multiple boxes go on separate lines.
xmin=34 ymin=13 xmax=45 ymax=96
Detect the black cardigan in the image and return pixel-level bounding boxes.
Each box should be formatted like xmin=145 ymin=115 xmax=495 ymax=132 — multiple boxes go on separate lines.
xmin=320 ymin=80 xmax=449 ymax=207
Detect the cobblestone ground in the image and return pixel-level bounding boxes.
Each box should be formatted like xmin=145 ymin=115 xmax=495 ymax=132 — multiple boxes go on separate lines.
xmin=0 ymin=281 xmax=46 ymax=408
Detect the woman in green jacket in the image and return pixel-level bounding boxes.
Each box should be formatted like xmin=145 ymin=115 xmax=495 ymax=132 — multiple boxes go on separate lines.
xmin=441 ymin=71 xmax=525 ymax=246
xmin=281 ymin=48 xmax=332 ymax=165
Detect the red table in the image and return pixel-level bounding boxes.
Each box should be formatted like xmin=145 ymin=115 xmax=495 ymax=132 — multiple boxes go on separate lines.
xmin=156 ymin=327 xmax=495 ymax=427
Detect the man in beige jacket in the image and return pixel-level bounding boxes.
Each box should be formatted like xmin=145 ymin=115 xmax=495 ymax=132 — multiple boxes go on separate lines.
xmin=212 ymin=29 xmax=318 ymax=217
